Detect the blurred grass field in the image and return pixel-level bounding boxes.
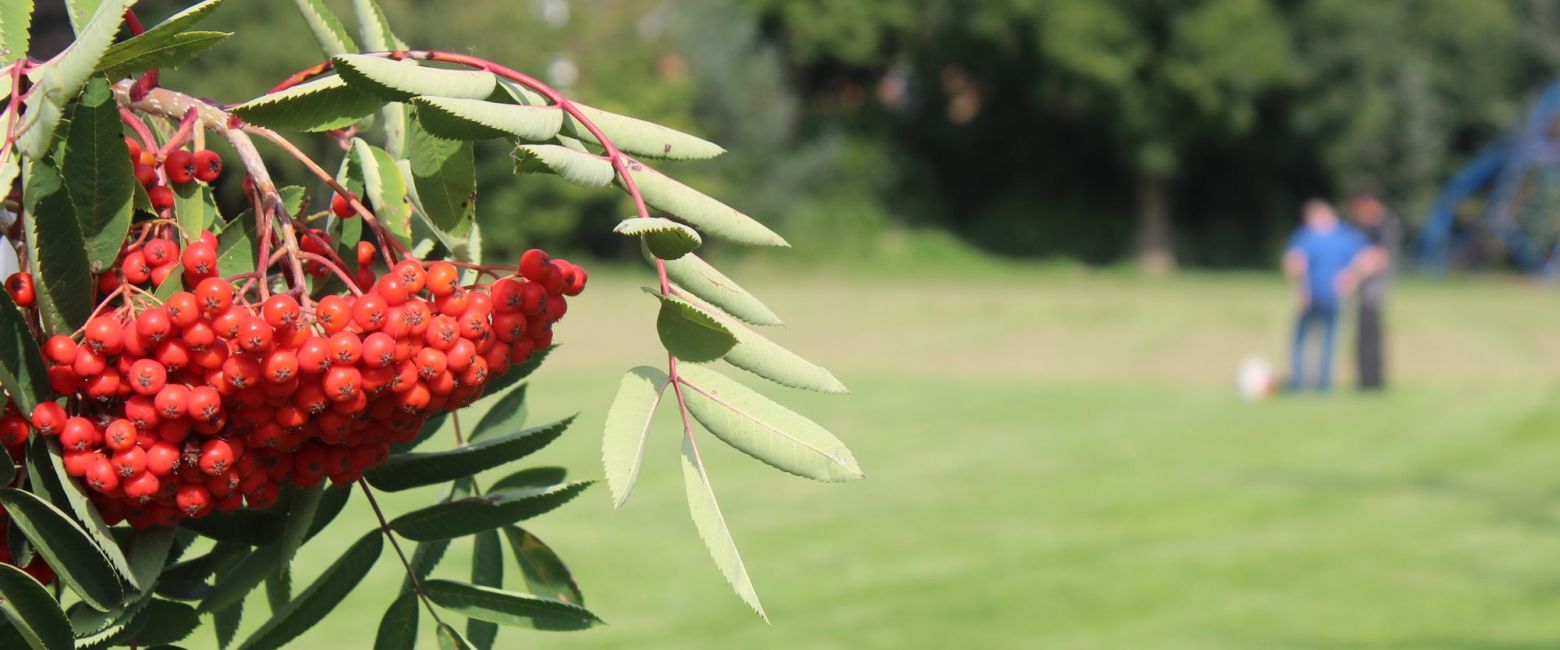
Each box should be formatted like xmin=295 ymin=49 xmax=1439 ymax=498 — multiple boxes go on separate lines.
xmin=194 ymin=266 xmax=1560 ymax=649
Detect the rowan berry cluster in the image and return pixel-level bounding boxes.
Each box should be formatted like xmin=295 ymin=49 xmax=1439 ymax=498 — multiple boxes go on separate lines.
xmin=23 ymin=245 xmax=584 ymax=529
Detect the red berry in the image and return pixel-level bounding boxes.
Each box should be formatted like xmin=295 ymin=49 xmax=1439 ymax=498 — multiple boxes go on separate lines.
xmin=164 ymin=150 xmax=197 ymax=184
xmin=261 ymin=295 xmax=300 ymax=328
xmin=30 ymin=403 xmax=67 ymax=437
xmin=154 ymin=384 xmax=190 ymax=420
xmin=351 ymin=293 xmax=388 ymax=331
xmin=104 ymin=419 xmax=138 ymax=452
xmin=193 ymin=150 xmax=223 ymax=183
xmin=86 ymin=458 xmax=120 ymax=493
xmin=128 ymin=359 xmax=167 ymax=396
xmin=356 ymin=241 xmax=376 ymax=266
xmin=323 ymin=366 xmax=361 ymax=402
xmin=111 ymin=446 xmax=148 ymax=478
xmin=199 ymin=439 xmax=234 ymax=476
xmin=519 ymin=249 xmax=550 ymax=282
xmin=315 ymin=295 xmax=351 ymax=333
xmin=331 ymin=192 xmax=355 ymax=218
xmin=5 ymin=272 xmax=35 ymax=308
xmin=122 ymin=251 xmax=152 ymax=284
xmin=149 ymin=185 xmax=175 ymax=211
xmin=136 ymin=307 xmax=172 ymax=342
xmin=194 ymin=277 xmax=233 ymax=314
xmin=44 ymin=335 xmax=78 ymax=365
xmin=182 ymin=243 xmax=218 ymax=277
xmin=134 ymin=163 xmax=157 ymax=187
xmin=143 ymin=238 xmax=177 ymax=266
xmin=146 ymin=442 xmax=180 ymax=477
xmin=123 ymin=472 xmax=160 ymax=500
xmin=84 ymin=318 xmax=123 ymax=354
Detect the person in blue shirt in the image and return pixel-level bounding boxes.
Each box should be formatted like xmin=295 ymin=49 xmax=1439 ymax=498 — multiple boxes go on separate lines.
xmin=1283 ymin=199 xmax=1368 ymax=392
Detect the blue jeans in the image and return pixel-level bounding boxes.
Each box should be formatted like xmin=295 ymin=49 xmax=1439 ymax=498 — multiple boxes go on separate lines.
xmin=1291 ymin=301 xmax=1340 ymax=391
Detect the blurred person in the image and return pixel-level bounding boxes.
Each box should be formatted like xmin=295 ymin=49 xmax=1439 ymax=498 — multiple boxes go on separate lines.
xmin=1283 ymin=199 xmax=1367 ymax=392
xmin=1348 ymin=193 xmax=1400 ymax=391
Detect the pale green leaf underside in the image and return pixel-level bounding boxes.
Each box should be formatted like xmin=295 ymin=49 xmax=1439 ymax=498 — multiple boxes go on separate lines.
xmin=97 ymin=31 xmax=231 ymax=80
xmin=0 ymin=0 xmax=34 ymax=65
xmin=653 ymin=291 xmax=737 ymax=363
xmin=622 ymin=162 xmax=787 ymax=247
xmin=334 ymin=54 xmax=496 ymax=101
xmin=674 ymin=290 xmax=844 ymax=392
xmin=292 ymin=0 xmax=358 ymax=57
xmin=677 ymin=363 xmax=862 ymax=482
xmin=680 ymin=432 xmax=768 ymax=622
xmin=232 ymin=75 xmax=383 ymax=132
xmin=423 ymin=580 xmax=601 ymax=631
xmin=564 ymin=104 xmax=724 ymax=160
xmin=615 ymin=217 xmax=701 ymax=259
xmin=96 ymin=0 xmax=229 ymax=76
xmin=353 ymin=0 xmax=405 ymax=52
xmin=515 ymin=144 xmax=612 ymax=188
xmin=437 ymin=623 xmax=473 ymax=650
xmin=601 ymin=366 xmax=668 ymax=508
xmin=413 ymin=96 xmax=563 ymax=141
xmin=658 ymin=251 xmax=783 ymax=326
xmin=18 ymin=0 xmax=133 ymax=157
xmin=352 ymin=138 xmax=413 ymax=243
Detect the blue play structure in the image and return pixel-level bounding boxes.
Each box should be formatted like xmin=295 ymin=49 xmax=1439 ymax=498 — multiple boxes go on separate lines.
xmin=1422 ymin=80 xmax=1560 ymax=275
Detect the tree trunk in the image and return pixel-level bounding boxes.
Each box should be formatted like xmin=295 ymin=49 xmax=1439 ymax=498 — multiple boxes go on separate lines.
xmin=1135 ymin=173 xmax=1176 ymax=274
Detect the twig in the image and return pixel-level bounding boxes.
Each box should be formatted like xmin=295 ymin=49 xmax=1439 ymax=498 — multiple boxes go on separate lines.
xmin=357 ymin=480 xmax=446 ymax=626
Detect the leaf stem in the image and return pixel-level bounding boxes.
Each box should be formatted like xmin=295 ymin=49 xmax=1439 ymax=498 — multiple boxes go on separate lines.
xmin=357 ymin=479 xmax=446 ymax=627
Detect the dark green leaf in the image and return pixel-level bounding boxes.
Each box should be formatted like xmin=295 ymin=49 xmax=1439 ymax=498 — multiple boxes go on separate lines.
xmin=468 ymin=383 xmax=526 ymax=444
xmin=0 ymin=291 xmax=49 ymax=414
xmin=365 ymin=417 xmax=573 ymax=492
xmin=213 ymin=598 xmax=241 ymax=649
xmin=389 ymin=482 xmax=592 ymax=541
xmin=155 ymin=542 xmax=245 ymax=601
xmin=654 ymin=293 xmax=737 ymax=362
xmin=374 ymin=590 xmax=419 ymax=650
xmin=0 ymin=562 xmax=72 ymax=650
xmin=127 ymin=599 xmax=199 ymax=645
xmin=23 ymin=162 xmax=94 ymax=335
xmin=502 ymin=526 xmax=584 ymax=605
xmin=291 ymin=0 xmax=358 ymax=56
xmin=182 ymin=509 xmax=285 ymax=545
xmin=264 ymin=566 xmax=291 ymax=614
xmin=96 ymin=0 xmax=228 ymax=78
xmin=198 ymin=485 xmax=322 ymax=613
xmin=424 ymin=580 xmax=601 ymax=631
xmin=62 ymin=77 xmax=133 ymax=272
xmin=468 ymin=530 xmax=502 ymax=649
xmin=488 ymin=466 xmax=566 ymax=493
xmin=173 ymin=181 xmax=219 ymax=239
xmin=215 ymin=205 xmax=258 ymax=277
xmin=235 ymin=530 xmax=383 ymax=650
xmin=17 ymin=0 xmax=132 ymax=157
xmin=408 ymin=111 xmax=477 ymax=237
xmin=304 ymin=483 xmax=353 ymax=542
xmin=38 ymin=439 xmax=138 ymax=590
xmin=127 ymin=525 xmax=178 ymax=593
xmin=0 ymin=488 xmax=121 ymax=611
xmin=97 ymin=31 xmax=230 ymax=80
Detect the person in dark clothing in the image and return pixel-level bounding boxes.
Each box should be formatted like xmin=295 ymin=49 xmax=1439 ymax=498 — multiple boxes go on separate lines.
xmin=1348 ymin=193 xmax=1400 ymax=391
xmin=1283 ymin=199 xmax=1368 ymax=392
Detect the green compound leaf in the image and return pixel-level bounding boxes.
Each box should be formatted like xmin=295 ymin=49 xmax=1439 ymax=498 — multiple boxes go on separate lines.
xmin=333 ymin=54 xmax=497 ymax=101
xmin=364 ymin=417 xmax=574 ymax=492
xmin=563 ymin=104 xmax=724 ymax=160
xmin=389 ymin=482 xmax=592 ymax=541
xmin=352 ymin=0 xmax=405 ymax=51
xmin=231 ymin=75 xmax=384 ymax=133
xmin=615 ymin=217 xmax=700 ymax=260
xmin=622 ymin=161 xmax=787 ymax=247
xmin=424 ymin=580 xmax=601 ymax=631
xmin=291 ymin=0 xmax=357 ymax=57
xmin=18 ymin=0 xmax=132 ymax=158
xmin=676 ymin=364 xmax=862 ymax=482
xmin=515 ymin=144 xmax=613 ymax=188
xmin=488 ymin=467 xmax=566 ymax=493
xmin=0 ymin=0 xmax=33 ymax=66
xmin=408 ymin=112 xmax=477 ymax=237
xmin=601 ymin=366 xmax=668 ymax=508
xmin=62 ymin=77 xmax=133 ymax=272
xmin=39 ymin=439 xmax=139 ymax=592
xmin=0 ymin=488 xmax=122 ymax=611
xmin=23 ymin=161 xmax=94 ymax=336
xmin=235 ymin=530 xmax=383 ymax=650
xmin=350 ymin=138 xmax=413 ymax=244
xmin=672 ymin=291 xmax=844 ymax=393
xmin=502 ymin=526 xmax=584 ymax=605
xmin=0 ymin=563 xmax=72 ymax=650
xmin=653 ymin=292 xmax=736 ymax=363
xmin=179 ymin=509 xmax=285 ymax=546
xmin=468 ymin=383 xmax=527 ymax=445
xmin=680 ymin=432 xmax=767 ymax=622
xmin=198 ymin=485 xmax=322 ymax=614
xmin=412 ymin=96 xmax=562 ymax=141
xmin=658 ymin=251 xmax=782 ymax=326
xmin=0 ymin=291 xmax=49 ymax=414
xmin=97 ymin=31 xmax=231 ymax=81
xmin=374 ymin=590 xmax=419 ymax=650
xmin=468 ymin=530 xmax=502 ymax=649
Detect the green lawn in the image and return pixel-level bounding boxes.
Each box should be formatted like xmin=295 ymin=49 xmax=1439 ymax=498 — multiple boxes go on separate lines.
xmin=191 ymin=267 xmax=1560 ymax=649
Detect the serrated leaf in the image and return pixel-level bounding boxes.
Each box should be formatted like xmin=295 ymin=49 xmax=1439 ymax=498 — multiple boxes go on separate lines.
xmin=0 ymin=488 xmax=121 ymax=611
xmin=112 ymin=0 xmax=227 ymax=52
xmin=468 ymin=383 xmax=526 ymax=444
xmin=213 ymin=599 xmax=241 ymax=648
xmin=615 ymin=217 xmax=700 ymax=259
xmin=98 ymin=31 xmax=230 ymax=82
xmin=351 ymin=138 xmax=413 ymax=243
xmin=468 ymin=530 xmax=502 ymax=649
xmin=231 ymin=75 xmax=383 ymax=132
xmin=436 ymin=623 xmax=472 ymax=650
xmin=390 ymin=482 xmax=592 ymax=541
xmin=564 ymin=104 xmax=724 ymax=160
xmin=198 ymin=485 xmax=322 ymax=614
xmin=680 ymin=432 xmax=768 ymax=621
xmin=720 ymin=314 xmax=848 ymax=393
xmin=39 ymin=439 xmax=139 ymax=592
xmin=334 ymin=54 xmax=496 ymax=101
xmin=125 ymin=599 xmax=200 ymax=645
xmin=292 ymin=0 xmax=357 ymax=57
xmin=303 ymin=484 xmax=353 ymax=543
xmin=424 ymin=580 xmax=600 ymax=631
xmin=408 ymin=111 xmax=476 ymax=237
xmin=365 ymin=417 xmax=573 ymax=492
xmin=602 ymin=366 xmax=667 ymax=508
xmin=676 ymin=364 xmax=860 ymax=482
xmin=374 ymin=590 xmax=419 ymax=650
xmin=0 ymin=563 xmax=71 ymax=650
xmin=215 ymin=204 xmax=257 ymax=277
xmin=654 ymin=292 xmax=736 ymax=363
xmin=0 ymin=291 xmax=48 ymax=414
xmin=659 ymin=251 xmax=782 ymax=326
xmin=236 ymin=531 xmax=382 ymax=650
xmin=488 ymin=467 xmax=566 ymax=493
xmin=23 ymin=162 xmax=93 ymax=335
xmin=502 ymin=526 xmax=583 ymax=605
xmin=412 ymin=96 xmax=562 ymax=141
xmin=0 ymin=0 xmax=33 ymax=65
xmin=63 ymin=77 xmax=132 ymax=271
xmin=127 ymin=525 xmax=177 ymax=593
xmin=352 ymin=0 xmax=404 ymax=50
xmin=154 ymin=542 xmax=244 ymax=602
xmin=264 ymin=567 xmax=290 ymax=613
xmin=180 ymin=509 xmax=285 ymax=546
xmin=621 ymin=162 xmax=787 ymax=247
xmin=17 ymin=0 xmax=132 ymax=158
xmin=515 ymin=145 xmax=612 ymax=188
